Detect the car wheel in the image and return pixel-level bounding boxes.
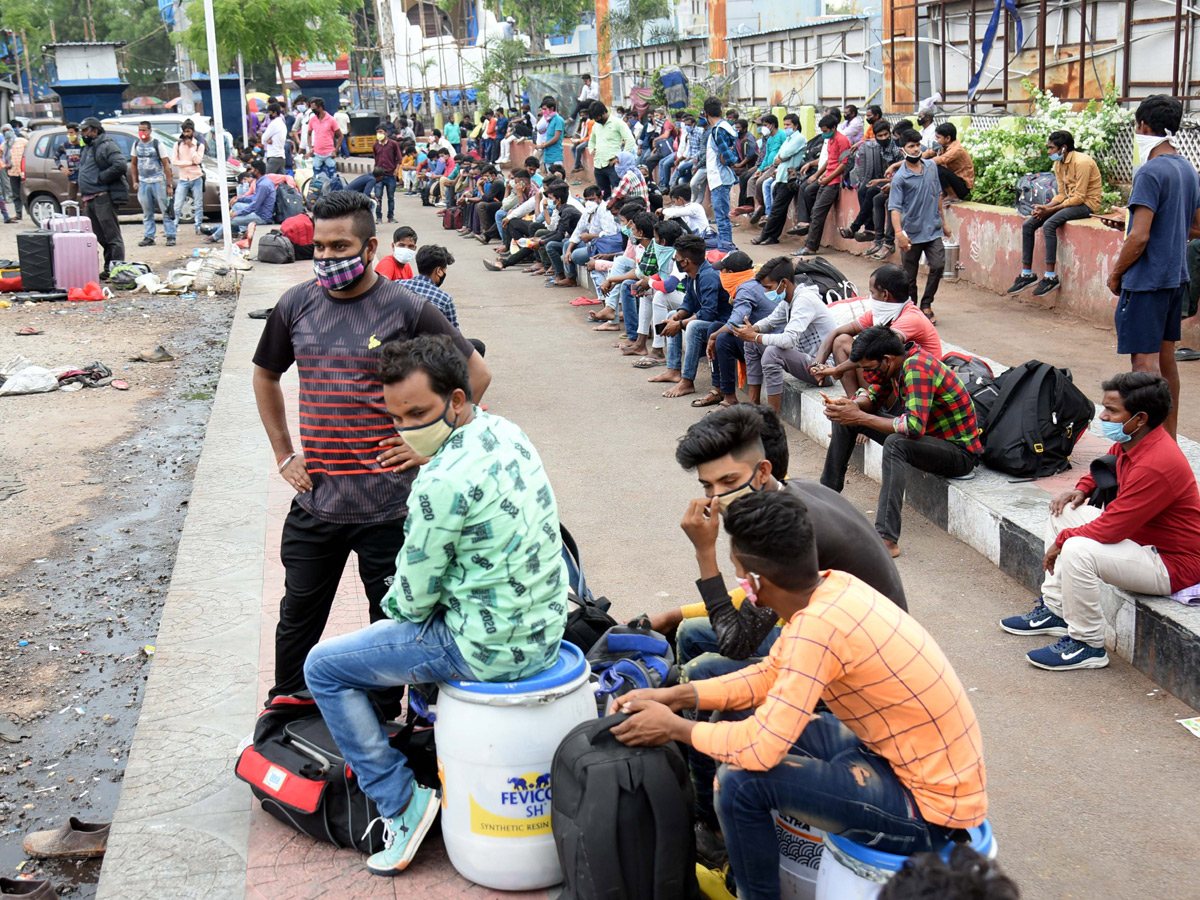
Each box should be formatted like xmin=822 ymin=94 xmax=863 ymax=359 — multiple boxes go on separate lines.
xmin=29 ymin=195 xmax=61 ymax=228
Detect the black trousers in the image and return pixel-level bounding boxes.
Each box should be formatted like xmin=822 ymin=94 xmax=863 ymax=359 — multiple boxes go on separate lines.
xmin=872 ymin=190 xmax=896 ymax=240
xmin=272 ymin=500 xmax=407 ymax=699
xmin=797 ymin=182 xmax=841 ymax=253
xmin=594 ymin=164 xmax=619 ymax=201
xmin=478 ymin=200 xmax=502 ymax=238
xmin=760 ymin=178 xmax=801 ymax=241
xmin=850 ymin=184 xmax=882 ymax=231
xmin=936 ymin=164 xmax=971 ymax=200
xmin=900 ymin=237 xmax=945 ymax=309
xmin=84 ymin=193 xmax=125 ymax=268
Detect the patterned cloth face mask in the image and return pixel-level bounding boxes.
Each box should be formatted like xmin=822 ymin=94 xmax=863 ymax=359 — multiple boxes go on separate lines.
xmin=396 ymin=399 xmax=457 ymax=457
xmin=313 ymin=248 xmax=367 ymax=291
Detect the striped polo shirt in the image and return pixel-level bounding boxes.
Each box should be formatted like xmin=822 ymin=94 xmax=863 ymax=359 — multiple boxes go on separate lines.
xmin=253 ymin=275 xmax=475 ymax=524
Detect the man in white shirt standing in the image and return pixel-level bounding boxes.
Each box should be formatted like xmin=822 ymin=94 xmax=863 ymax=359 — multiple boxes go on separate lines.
xmin=262 ymin=102 xmax=289 ymax=174
xmin=572 ymin=73 xmax=600 ymax=122
xmin=292 ymin=96 xmax=313 ymax=154
xmin=334 ymin=105 xmax=352 ymax=157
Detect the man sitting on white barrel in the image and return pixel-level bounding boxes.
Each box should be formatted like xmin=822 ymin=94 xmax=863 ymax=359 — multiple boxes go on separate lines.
xmin=608 ymin=490 xmax=988 ymax=900
xmin=304 ymin=335 xmax=568 ymax=876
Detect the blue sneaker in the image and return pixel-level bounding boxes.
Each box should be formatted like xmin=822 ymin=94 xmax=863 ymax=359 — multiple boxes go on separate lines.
xmin=363 ymin=784 xmax=441 ymax=876
xmin=1000 ymin=601 xmax=1068 ymax=636
xmin=1027 ymin=636 xmax=1109 ymax=671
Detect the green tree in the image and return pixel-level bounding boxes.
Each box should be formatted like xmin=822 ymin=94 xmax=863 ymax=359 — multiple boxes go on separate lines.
xmin=502 ymin=0 xmax=588 ymax=55
xmin=473 ymin=37 xmax=527 ymax=109
xmin=600 ymin=0 xmax=674 ymax=82
xmin=180 ymin=0 xmax=357 ymax=99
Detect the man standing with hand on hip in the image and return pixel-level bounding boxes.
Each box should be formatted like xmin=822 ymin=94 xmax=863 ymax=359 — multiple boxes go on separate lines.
xmin=889 ymin=128 xmax=948 ymax=325
xmin=251 ymin=192 xmax=491 ymax=700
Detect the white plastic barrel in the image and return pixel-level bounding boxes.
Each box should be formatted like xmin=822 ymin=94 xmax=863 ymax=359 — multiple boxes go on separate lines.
xmin=815 ymin=821 xmax=996 ymax=900
xmin=773 ymin=811 xmax=824 ymax=900
xmin=434 ymin=642 xmax=595 ymax=891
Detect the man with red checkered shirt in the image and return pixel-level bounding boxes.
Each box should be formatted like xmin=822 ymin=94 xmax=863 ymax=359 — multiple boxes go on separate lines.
xmin=820 ymin=325 xmax=980 ymax=557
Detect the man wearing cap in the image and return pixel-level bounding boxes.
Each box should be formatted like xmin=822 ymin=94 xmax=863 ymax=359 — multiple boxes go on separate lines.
xmin=77 ymin=117 xmax=129 ymax=276
xmin=696 ymin=252 xmax=786 ymax=408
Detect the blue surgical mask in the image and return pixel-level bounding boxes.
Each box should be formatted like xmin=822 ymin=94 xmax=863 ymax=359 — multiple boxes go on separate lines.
xmin=765 ymin=288 xmax=784 ymax=304
xmin=620 ymin=225 xmax=632 ymax=237
xmin=1100 ymin=418 xmax=1135 ymax=444
xmin=782 ymin=127 xmax=795 ymax=136
xmin=1049 ymin=152 xmax=1062 ymax=161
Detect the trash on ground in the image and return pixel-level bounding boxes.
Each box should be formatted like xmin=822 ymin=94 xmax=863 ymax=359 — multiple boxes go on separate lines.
xmin=1178 ymin=716 xmax=1200 ymax=739
xmin=130 ymin=345 xmax=175 ymax=363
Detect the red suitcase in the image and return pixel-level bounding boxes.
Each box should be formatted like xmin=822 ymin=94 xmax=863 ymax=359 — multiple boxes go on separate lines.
xmin=52 ymin=213 xmax=101 ymax=290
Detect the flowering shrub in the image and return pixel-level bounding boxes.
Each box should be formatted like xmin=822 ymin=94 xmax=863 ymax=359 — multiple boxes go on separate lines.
xmin=961 ymin=80 xmax=1132 ymax=210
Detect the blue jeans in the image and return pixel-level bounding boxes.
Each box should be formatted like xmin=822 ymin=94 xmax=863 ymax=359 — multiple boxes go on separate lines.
xmin=211 ymin=211 xmax=267 ymax=240
xmin=174 ymin=177 xmax=204 ymax=229
xmin=621 ymin=284 xmax=639 ymax=340
xmin=304 ymin=614 xmax=476 ymax=818
xmin=717 ymin=712 xmax=943 ymax=900
xmin=495 ymin=209 xmax=508 ymax=243
xmin=138 ymin=181 xmax=176 ymax=239
xmin=312 ymin=153 xmax=337 ymax=178
xmin=671 ymin=159 xmax=694 ymax=187
xmin=712 ymin=330 xmax=745 ymax=394
xmin=763 ymin=177 xmax=775 ymax=217
xmin=546 ymin=239 xmax=567 ymax=278
xmin=657 ymin=151 xmax=676 ymax=186
xmin=671 ymin=318 xmax=722 ymax=380
xmin=373 ymin=175 xmax=397 ymax=221
xmin=711 ymin=183 xmax=734 ymax=250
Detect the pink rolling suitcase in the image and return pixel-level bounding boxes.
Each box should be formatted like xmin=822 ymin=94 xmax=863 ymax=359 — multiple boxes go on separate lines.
xmin=43 ymin=200 xmax=93 ymax=234
xmin=51 ymin=209 xmax=101 ymax=290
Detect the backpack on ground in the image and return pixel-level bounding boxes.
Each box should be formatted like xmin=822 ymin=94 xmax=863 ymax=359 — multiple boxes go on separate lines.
xmin=257 ymin=229 xmax=296 ymax=264
xmin=793 ymin=256 xmax=856 ymax=304
xmin=107 ymin=262 xmax=151 ymax=290
xmin=274 ymin=183 xmax=305 ymax=223
xmin=1015 ymin=172 xmax=1057 ymax=217
xmin=442 ymin=206 xmax=463 ymax=230
xmin=304 ymin=174 xmax=331 ymax=210
xmin=552 ymin=715 xmax=700 ymax=900
xmin=941 ymin=351 xmax=1000 ymax=421
xmin=235 ymin=693 xmax=437 ymax=854
xmin=586 ymin=622 xmax=677 ymax=714
xmin=979 ymin=360 xmax=1094 ymax=479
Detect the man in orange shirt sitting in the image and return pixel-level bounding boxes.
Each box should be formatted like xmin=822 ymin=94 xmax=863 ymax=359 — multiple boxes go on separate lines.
xmin=375 ymin=226 xmax=417 ymax=281
xmin=612 ymin=490 xmax=987 ymax=900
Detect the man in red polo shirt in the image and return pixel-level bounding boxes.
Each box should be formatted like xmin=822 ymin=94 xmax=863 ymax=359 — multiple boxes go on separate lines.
xmin=375 ymin=225 xmax=417 ymax=281
xmin=1001 ymin=371 xmax=1200 ymax=670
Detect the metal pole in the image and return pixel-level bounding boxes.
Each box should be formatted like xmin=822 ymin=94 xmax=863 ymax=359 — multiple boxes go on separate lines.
xmin=969 ymin=0 xmax=976 ymax=112
xmin=202 ymin=0 xmax=234 ymax=262
xmin=1038 ymin=0 xmax=1047 ymax=92
xmin=1078 ymin=0 xmax=1087 ymax=95
xmin=1121 ymin=0 xmax=1133 ymax=99
xmin=237 ymin=53 xmax=249 ymax=148
xmin=12 ymin=32 xmax=26 ymax=107
xmin=1172 ymin=0 xmax=1184 ymax=96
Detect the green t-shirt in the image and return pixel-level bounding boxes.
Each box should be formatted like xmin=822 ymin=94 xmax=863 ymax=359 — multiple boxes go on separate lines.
xmin=381 ymin=409 xmax=567 ymax=681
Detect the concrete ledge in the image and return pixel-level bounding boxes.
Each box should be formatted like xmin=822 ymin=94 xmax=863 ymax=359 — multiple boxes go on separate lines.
xmin=779 ymin=307 xmax=1200 ymax=709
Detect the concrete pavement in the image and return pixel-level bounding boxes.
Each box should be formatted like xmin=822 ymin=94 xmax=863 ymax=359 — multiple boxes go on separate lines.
xmin=96 ymin=197 xmax=1199 ymax=900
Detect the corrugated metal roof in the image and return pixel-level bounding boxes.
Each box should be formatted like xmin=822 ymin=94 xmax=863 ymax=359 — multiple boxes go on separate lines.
xmin=726 ymin=15 xmax=869 ymax=40
xmin=43 ymin=41 xmax=128 ymax=48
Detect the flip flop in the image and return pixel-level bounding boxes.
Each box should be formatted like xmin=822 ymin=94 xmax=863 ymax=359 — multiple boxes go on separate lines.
xmin=632 ymin=357 xmax=666 ymax=369
xmin=111 ymin=380 xmax=129 ymax=391
xmin=1177 ymin=347 xmax=1200 ymax=362
xmin=570 ymin=296 xmax=602 ymax=306
xmin=15 ymin=326 xmax=43 ymax=336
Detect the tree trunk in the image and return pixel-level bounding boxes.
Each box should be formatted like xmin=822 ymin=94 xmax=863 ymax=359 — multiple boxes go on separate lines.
xmin=270 ymin=39 xmax=289 ymax=104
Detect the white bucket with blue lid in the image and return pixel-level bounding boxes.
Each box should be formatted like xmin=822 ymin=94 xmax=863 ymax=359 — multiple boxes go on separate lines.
xmin=815 ymin=821 xmax=996 ymax=900
xmin=435 ymin=641 xmax=595 ymax=891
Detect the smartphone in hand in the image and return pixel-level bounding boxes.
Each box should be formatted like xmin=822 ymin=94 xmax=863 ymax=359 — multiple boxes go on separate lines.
xmin=654 ymin=321 xmax=667 ymax=335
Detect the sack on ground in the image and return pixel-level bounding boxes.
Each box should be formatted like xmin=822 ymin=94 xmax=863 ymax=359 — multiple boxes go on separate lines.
xmin=980 ymin=360 xmax=1094 ymax=478
xmin=552 ymin=715 xmax=700 ymax=900
xmin=258 ymin=230 xmax=296 ymax=264
xmin=941 ymin=351 xmax=999 ymax=420
xmin=1015 ymin=172 xmax=1057 ymax=217
xmin=235 ymin=693 xmax=436 ymax=854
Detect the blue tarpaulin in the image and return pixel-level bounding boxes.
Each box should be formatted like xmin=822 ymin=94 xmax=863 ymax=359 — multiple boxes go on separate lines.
xmin=400 ymin=92 xmax=423 ymax=110
xmin=158 ymin=0 xmax=175 ymax=27
xmin=434 ymin=89 xmax=478 ymax=108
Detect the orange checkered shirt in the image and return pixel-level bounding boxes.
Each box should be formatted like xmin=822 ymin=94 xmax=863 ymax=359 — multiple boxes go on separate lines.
xmin=690 ymin=570 xmax=987 ymax=828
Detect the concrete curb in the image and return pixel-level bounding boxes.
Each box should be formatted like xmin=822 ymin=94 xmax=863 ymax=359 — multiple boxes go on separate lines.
xmin=95 ymin=261 xmax=309 ymax=900
xmin=779 ymin=373 xmax=1200 ymax=710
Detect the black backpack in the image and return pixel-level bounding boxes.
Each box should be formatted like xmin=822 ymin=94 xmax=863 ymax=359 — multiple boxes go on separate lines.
xmin=552 ymin=715 xmax=700 ymax=900
xmin=793 ymin=257 xmax=856 ymax=304
xmin=942 ymin=352 xmax=999 ymax=421
xmin=274 ymin=183 xmax=305 ymax=223
xmin=235 ymin=693 xmax=437 ymax=853
xmin=980 ymin=360 xmax=1094 ymax=478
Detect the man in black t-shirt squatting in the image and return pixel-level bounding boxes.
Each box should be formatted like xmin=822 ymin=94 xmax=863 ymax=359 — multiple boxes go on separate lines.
xmin=252 ymin=191 xmax=492 ymax=699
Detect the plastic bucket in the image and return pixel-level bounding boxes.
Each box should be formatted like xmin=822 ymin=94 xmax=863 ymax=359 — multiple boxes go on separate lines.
xmin=815 ymin=821 xmax=996 ymax=900
xmin=774 ymin=811 xmax=824 ymax=900
xmin=435 ymin=642 xmax=595 ymax=890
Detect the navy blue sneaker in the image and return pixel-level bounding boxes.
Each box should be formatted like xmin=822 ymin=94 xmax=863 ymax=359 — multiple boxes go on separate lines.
xmin=1000 ymin=601 xmax=1068 ymax=636
xmin=1027 ymin=636 xmax=1109 ymax=670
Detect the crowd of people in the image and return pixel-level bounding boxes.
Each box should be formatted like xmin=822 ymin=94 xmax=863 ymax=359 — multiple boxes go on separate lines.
xmin=231 ymin=86 xmax=1200 ymax=900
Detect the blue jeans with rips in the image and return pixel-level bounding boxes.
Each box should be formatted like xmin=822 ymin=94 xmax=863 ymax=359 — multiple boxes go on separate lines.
xmin=312 ymin=153 xmax=337 ymax=179
xmin=304 ymin=614 xmax=476 ymax=818
xmin=717 ymin=712 xmax=945 ymax=900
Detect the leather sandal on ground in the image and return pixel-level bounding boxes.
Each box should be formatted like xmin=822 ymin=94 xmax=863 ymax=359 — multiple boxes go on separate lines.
xmin=0 ymin=876 xmax=58 ymax=898
xmin=22 ymin=816 xmax=110 ymax=859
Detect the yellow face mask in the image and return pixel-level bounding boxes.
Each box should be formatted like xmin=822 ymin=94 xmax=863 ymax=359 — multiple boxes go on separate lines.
xmin=397 ymin=399 xmax=457 ymax=458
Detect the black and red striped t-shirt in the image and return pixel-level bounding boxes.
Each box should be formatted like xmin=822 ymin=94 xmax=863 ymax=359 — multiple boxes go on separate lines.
xmin=253 ymin=275 xmax=475 ymax=524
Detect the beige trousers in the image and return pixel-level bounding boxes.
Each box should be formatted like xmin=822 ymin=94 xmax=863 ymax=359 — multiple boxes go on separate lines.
xmin=1041 ymin=504 xmax=1171 ymax=647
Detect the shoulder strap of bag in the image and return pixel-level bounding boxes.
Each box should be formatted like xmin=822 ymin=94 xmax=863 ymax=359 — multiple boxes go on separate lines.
xmin=642 ymin=749 xmax=694 ymax=900
xmin=580 ymin=730 xmax=629 ymax=900
xmin=980 ymin=361 xmax=1039 ymax=436
xmin=1017 ymin=364 xmax=1058 ymax=473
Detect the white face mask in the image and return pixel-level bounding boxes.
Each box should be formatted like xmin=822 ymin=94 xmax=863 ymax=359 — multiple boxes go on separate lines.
xmin=1134 ymin=133 xmax=1171 ymax=167
xmin=393 ymin=247 xmax=416 ymax=265
xmin=871 ymin=299 xmax=903 ymax=325
xmin=583 ymin=200 xmax=598 ymax=213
